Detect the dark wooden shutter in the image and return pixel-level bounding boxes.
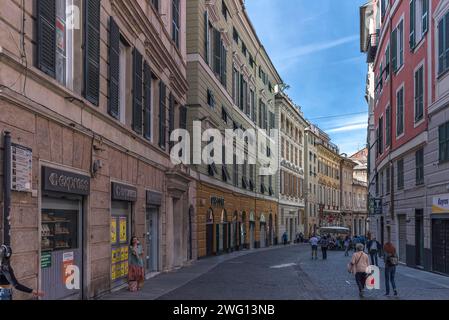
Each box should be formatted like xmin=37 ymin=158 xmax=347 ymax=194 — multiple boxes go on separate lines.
xmin=180 ymin=106 xmax=187 ymax=129
xmin=132 ymin=49 xmax=143 ymax=134
xmin=439 ymin=19 xmax=444 ymax=75
xmin=159 ymin=81 xmax=167 ymax=149
xmin=84 ymin=0 xmax=101 ymax=105
xmin=144 ymin=62 xmax=152 ymax=140
xmin=108 ymin=17 xmax=120 ymax=119
xmin=204 ymin=11 xmax=209 ymax=64
xmin=37 ymin=0 xmax=56 ymax=78
xmin=422 ymin=0 xmax=429 ymax=34
xmin=214 ymin=28 xmax=221 ymax=74
xmin=220 ymin=42 xmax=227 ymax=87
xmin=445 ymin=14 xmax=449 ymax=72
xmin=410 ymin=0 xmax=416 ymax=49
xmin=169 ymin=93 xmax=175 ymax=149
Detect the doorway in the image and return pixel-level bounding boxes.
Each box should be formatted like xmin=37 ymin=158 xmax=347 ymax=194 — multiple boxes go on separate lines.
xmin=415 ymin=210 xmax=424 ymax=267
xmin=432 ymin=219 xmax=449 ymax=275
xmin=145 ymin=206 xmax=159 ymax=274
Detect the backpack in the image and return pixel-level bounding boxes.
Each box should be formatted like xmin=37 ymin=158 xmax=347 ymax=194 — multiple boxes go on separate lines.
xmin=387 ymin=254 xmax=399 ymax=266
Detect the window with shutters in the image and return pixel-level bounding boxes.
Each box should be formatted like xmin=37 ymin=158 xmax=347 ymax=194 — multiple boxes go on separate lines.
xmin=439 ymin=121 xmax=449 ymax=163
xmin=386 ymin=165 xmax=391 ymax=194
xmin=143 ymin=63 xmax=153 ymax=140
xmin=172 ymin=0 xmax=180 ymax=48
xmin=385 ymin=106 xmax=391 ymax=147
xmin=410 ymin=0 xmax=429 ymax=50
xmin=396 ymin=86 xmax=404 ymax=137
xmin=397 ymin=158 xmax=404 ymax=190
xmin=36 ymin=0 xmax=79 ymax=90
xmin=392 ymin=20 xmax=404 ymax=73
xmin=232 ymin=66 xmax=239 ymax=106
xmin=438 ymin=12 xmax=449 ymax=76
xmin=249 ymin=89 xmax=255 ymax=121
xmin=378 ymin=116 xmax=384 ymax=155
xmin=207 ymin=89 xmax=215 ymax=108
xmin=240 ymin=75 xmax=246 ymax=111
xmin=414 ymin=65 xmax=424 ymax=123
xmin=233 ymin=27 xmax=239 ymax=43
xmin=415 ymin=148 xmax=424 ymax=185
xmin=233 ymin=154 xmax=238 ymax=187
xmin=179 ymin=106 xmax=187 ymax=130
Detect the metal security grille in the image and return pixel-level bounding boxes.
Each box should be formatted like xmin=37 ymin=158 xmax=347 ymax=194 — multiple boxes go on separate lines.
xmin=432 ymin=219 xmax=449 ymax=275
xmin=398 ymin=215 xmax=407 ymax=263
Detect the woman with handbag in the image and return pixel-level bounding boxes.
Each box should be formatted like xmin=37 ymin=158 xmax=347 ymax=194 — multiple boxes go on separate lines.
xmin=383 ymin=242 xmax=399 ymax=296
xmin=128 ymin=236 xmax=145 ymax=292
xmin=348 ymin=243 xmax=370 ymax=298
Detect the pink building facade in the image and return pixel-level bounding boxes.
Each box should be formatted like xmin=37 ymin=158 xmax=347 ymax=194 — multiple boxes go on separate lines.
xmin=362 ymin=0 xmax=449 ymax=275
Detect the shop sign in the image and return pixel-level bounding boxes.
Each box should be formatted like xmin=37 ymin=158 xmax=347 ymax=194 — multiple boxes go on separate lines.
xmin=42 ymin=167 xmax=90 ymax=195
xmin=11 ymin=143 xmax=32 ymax=192
xmin=211 ymin=196 xmax=225 ymax=208
xmin=41 ymin=252 xmax=52 ymax=268
xmin=369 ymin=197 xmax=382 ymax=215
xmin=111 ymin=182 xmax=137 ymax=202
xmin=432 ymin=194 xmax=449 ymax=214
xmin=147 ymin=190 xmax=162 ymax=206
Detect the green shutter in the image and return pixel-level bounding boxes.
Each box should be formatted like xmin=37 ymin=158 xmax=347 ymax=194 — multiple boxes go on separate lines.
xmin=391 ymin=29 xmax=397 ymax=72
xmin=143 ymin=62 xmax=152 ymax=140
xmin=410 ymin=0 xmax=416 ymax=49
xmin=204 ymin=11 xmax=209 ymax=64
xmin=438 ymin=18 xmax=445 ymax=75
xmin=422 ymin=0 xmax=429 ymax=34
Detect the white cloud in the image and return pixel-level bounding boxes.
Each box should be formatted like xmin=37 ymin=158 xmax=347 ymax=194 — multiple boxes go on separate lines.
xmin=327 ymin=122 xmax=367 ymax=133
xmin=278 ymin=35 xmax=359 ymax=61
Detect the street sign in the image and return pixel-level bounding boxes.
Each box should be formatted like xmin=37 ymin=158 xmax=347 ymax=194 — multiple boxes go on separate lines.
xmin=369 ymin=197 xmax=382 ymax=215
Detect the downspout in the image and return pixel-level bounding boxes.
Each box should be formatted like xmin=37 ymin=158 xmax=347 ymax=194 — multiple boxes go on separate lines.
xmin=3 ymin=131 xmax=11 ymax=245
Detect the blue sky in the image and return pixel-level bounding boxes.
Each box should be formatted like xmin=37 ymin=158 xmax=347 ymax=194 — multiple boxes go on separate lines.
xmin=245 ymin=0 xmax=368 ymax=156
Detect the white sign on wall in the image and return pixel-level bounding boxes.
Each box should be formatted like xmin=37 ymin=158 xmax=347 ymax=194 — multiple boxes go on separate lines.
xmin=432 ymin=194 xmax=449 ymax=214
xmin=11 ymin=143 xmax=32 ymax=192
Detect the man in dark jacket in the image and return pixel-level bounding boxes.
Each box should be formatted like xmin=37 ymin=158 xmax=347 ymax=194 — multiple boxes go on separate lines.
xmin=367 ymin=237 xmax=381 ymax=266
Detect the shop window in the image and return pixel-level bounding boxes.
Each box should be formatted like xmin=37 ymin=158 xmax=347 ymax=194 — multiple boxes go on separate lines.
xmin=42 ymin=209 xmax=79 ymax=252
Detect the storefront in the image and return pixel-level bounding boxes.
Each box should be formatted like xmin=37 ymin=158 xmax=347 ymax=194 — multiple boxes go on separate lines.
xmin=40 ymin=166 xmax=90 ymax=300
xmin=145 ymin=191 xmax=162 ymax=274
xmin=431 ymin=194 xmax=449 ymax=275
xmin=110 ymin=182 xmax=137 ymax=288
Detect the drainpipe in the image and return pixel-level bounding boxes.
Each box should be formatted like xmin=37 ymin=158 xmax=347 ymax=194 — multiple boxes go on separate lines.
xmin=3 ymin=131 xmax=11 ymax=245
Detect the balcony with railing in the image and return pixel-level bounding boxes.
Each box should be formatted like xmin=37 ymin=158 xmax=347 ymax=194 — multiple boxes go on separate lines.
xmin=366 ymin=31 xmax=379 ymax=63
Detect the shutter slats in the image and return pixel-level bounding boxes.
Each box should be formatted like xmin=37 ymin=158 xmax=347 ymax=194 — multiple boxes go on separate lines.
xmin=37 ymin=0 xmax=56 ymax=77
xmin=159 ymin=82 xmax=167 ymax=149
xmin=144 ymin=62 xmax=152 ymax=139
xmin=132 ymin=49 xmax=143 ymax=134
xmin=391 ymin=29 xmax=397 ymax=72
xmin=108 ymin=17 xmax=120 ymax=118
xmin=84 ymin=0 xmax=101 ymax=106
xmin=410 ymin=0 xmax=416 ymax=49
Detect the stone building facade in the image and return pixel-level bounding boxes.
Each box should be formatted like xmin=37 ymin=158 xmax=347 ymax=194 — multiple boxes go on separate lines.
xmin=185 ymin=0 xmax=282 ymax=256
xmin=0 ymin=0 xmax=195 ymax=299
xmin=276 ymin=91 xmax=306 ymax=242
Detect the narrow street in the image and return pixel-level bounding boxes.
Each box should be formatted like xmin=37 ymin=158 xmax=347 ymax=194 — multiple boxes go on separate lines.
xmin=102 ymin=244 xmax=449 ymax=300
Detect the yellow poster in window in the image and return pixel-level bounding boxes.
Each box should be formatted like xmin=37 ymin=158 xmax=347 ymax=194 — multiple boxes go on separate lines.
xmin=111 ymin=248 xmax=117 ymax=264
xmin=120 ymin=262 xmax=125 ymax=277
xmin=124 ymin=261 xmax=128 ymax=275
xmin=119 ymin=217 xmax=127 ymax=243
xmin=111 ymin=264 xmax=116 ymax=280
xmin=123 ymin=246 xmax=129 ymax=261
xmin=111 ymin=218 xmax=117 ymax=243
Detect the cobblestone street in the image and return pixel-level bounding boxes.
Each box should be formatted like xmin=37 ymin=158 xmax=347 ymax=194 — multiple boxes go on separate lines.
xmin=102 ymin=244 xmax=449 ymax=300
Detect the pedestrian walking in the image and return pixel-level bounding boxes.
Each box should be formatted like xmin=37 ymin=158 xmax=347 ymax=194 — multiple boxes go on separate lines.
xmin=367 ymin=237 xmax=381 ymax=266
xmin=319 ymin=236 xmax=329 ymax=260
xmin=282 ymin=231 xmax=288 ymax=245
xmin=344 ymin=236 xmax=351 ymax=256
xmin=309 ymin=234 xmax=319 ymax=260
xmin=128 ymin=236 xmax=145 ymax=292
xmin=0 ymin=244 xmax=44 ymax=300
xmin=347 ymin=243 xmax=370 ymax=298
xmin=383 ymin=242 xmax=399 ymax=296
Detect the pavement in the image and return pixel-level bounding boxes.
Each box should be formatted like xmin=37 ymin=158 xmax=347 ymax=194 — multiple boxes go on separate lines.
xmin=100 ymin=244 xmax=449 ymax=300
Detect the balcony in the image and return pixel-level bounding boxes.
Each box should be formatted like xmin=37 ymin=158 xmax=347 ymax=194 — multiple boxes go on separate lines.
xmin=366 ymin=32 xmax=379 ymax=63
